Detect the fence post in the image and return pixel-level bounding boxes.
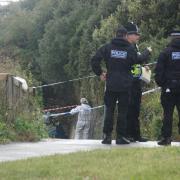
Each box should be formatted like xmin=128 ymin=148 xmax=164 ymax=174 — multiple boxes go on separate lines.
xmin=6 ymin=75 xmax=14 ymax=122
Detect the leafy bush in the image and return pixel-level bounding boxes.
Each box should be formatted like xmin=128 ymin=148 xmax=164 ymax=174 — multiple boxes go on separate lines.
xmin=0 ymin=56 xmax=47 ymax=143
xmin=14 ymin=111 xmax=48 ymax=142
xmin=140 ymin=92 xmax=180 ymax=140
xmin=0 ymin=120 xmax=11 ymax=143
xmin=0 ymin=0 xmax=180 ymax=141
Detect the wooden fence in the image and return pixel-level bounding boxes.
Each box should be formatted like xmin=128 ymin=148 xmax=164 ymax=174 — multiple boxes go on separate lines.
xmin=0 ymin=73 xmax=29 ymax=122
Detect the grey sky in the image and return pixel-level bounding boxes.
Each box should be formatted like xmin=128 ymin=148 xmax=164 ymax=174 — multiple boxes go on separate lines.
xmin=0 ymin=0 xmax=20 ymax=6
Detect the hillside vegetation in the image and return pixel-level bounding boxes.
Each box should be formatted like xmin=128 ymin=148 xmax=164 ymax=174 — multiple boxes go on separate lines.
xmin=0 ymin=0 xmax=180 ymax=142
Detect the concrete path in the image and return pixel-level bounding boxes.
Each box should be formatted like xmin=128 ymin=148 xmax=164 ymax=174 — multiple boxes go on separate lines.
xmin=0 ymin=139 xmax=180 ymax=162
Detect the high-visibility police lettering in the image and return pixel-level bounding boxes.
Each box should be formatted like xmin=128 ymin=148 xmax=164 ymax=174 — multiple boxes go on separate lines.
xmin=172 ymin=52 xmax=180 ymax=60
xmin=111 ymin=50 xmax=127 ymax=59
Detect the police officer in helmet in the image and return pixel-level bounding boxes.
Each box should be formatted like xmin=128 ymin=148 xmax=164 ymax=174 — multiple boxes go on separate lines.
xmin=124 ymin=22 xmax=151 ymax=142
xmin=155 ymin=30 xmax=180 ymax=145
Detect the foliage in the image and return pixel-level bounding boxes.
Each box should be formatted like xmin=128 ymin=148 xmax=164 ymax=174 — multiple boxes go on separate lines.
xmin=13 ymin=110 xmax=48 ymax=142
xmin=0 ymin=121 xmax=10 ymax=143
xmin=0 ymin=0 xmax=180 ymax=140
xmin=140 ymin=92 xmax=163 ymax=139
xmin=0 ymin=56 xmax=47 ymax=143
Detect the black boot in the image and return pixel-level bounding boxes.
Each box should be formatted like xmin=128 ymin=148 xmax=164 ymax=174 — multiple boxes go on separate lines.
xmin=126 ymin=136 xmax=136 ymax=142
xmin=116 ymin=136 xmax=130 ymax=145
xmin=134 ymin=137 xmax=149 ymax=142
xmin=102 ymin=134 xmax=112 ymax=144
xmin=158 ymin=137 xmax=171 ymax=146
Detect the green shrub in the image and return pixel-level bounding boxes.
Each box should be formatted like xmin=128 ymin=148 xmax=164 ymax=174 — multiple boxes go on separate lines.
xmin=0 ymin=121 xmax=10 ymax=143
xmin=14 ymin=111 xmax=48 ymax=142
xmin=140 ymin=92 xmax=180 ymax=140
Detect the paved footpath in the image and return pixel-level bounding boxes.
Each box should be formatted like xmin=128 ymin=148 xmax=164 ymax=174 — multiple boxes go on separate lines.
xmin=0 ymin=139 xmax=180 ymax=162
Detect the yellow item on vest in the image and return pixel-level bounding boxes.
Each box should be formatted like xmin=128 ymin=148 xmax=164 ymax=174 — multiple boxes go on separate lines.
xmin=131 ymin=64 xmax=142 ymax=77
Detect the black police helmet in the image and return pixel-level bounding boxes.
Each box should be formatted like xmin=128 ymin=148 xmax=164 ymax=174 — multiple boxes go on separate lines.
xmin=124 ymin=22 xmax=140 ymax=35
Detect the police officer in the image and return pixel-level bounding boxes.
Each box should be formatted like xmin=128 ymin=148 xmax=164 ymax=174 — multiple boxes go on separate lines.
xmin=91 ymin=27 xmax=147 ymax=144
xmin=70 ymin=98 xmax=92 ymax=139
xmin=124 ymin=22 xmax=151 ymax=142
xmin=155 ymin=30 xmax=180 ymax=145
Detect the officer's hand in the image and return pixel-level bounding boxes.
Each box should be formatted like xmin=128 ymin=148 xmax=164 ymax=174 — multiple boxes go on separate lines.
xmin=144 ymin=65 xmax=150 ymax=71
xmin=100 ymin=72 xmax=106 ymax=81
xmin=147 ymin=46 xmax=152 ymax=52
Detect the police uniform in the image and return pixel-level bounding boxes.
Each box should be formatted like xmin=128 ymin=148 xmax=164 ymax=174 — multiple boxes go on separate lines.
xmin=124 ymin=22 xmax=151 ymax=142
xmin=155 ymin=30 xmax=180 ymax=145
xmin=91 ymin=28 xmax=147 ymax=144
xmin=127 ymin=45 xmax=150 ymax=142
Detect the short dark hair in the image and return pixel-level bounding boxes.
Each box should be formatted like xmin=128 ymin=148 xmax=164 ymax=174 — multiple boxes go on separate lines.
xmin=116 ymin=27 xmax=127 ymax=38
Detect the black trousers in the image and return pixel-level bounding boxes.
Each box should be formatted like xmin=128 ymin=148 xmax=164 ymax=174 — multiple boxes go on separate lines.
xmin=161 ymin=91 xmax=180 ymax=138
xmin=127 ymin=80 xmax=142 ymax=139
xmin=103 ymin=90 xmax=130 ymax=137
